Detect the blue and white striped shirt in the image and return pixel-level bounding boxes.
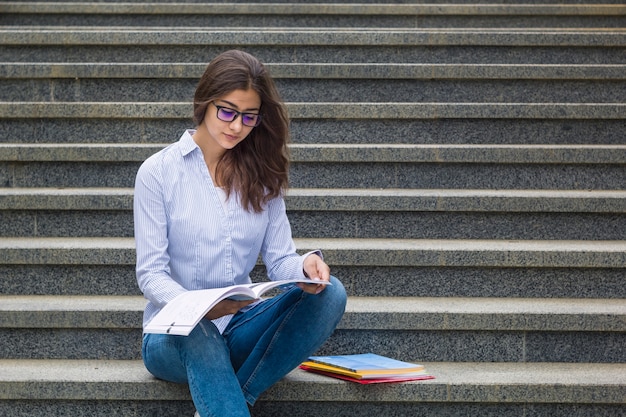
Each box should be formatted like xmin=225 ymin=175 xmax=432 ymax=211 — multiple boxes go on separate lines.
xmin=134 ymin=130 xmax=310 ymax=332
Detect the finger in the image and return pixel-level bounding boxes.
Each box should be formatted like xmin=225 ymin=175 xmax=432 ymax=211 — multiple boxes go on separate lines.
xmin=223 ymin=299 xmax=256 ymax=312
xmin=235 ymin=299 xmax=257 ymax=309
xmin=298 ymin=282 xmax=327 ymax=295
xmin=313 ymin=259 xmax=330 ymax=282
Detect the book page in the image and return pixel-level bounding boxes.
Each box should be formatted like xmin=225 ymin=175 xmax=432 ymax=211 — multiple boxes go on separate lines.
xmin=145 ymin=278 xmax=331 ymax=335
xmin=145 ymin=287 xmax=242 ymax=330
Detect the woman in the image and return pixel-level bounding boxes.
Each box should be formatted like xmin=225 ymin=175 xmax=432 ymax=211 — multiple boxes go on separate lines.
xmin=134 ymin=50 xmax=347 ymax=416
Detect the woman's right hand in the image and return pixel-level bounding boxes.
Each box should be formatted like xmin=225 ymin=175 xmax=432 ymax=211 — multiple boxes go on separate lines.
xmin=204 ymin=298 xmax=257 ymax=320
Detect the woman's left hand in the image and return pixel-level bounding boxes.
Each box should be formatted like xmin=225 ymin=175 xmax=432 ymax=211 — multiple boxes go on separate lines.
xmin=299 ymin=253 xmax=331 ymax=294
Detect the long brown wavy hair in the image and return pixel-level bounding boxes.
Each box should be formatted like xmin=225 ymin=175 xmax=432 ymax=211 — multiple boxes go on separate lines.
xmin=193 ymin=50 xmax=290 ymax=213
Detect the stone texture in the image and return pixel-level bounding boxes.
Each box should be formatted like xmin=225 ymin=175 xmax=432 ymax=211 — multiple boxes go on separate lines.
xmin=2 ymin=3 xmax=625 ymax=30
xmin=3 ymin=28 xmax=625 ymax=48
xmin=1 ymin=360 xmax=624 ymax=404
xmin=3 ymin=43 xmax=623 ymax=65
xmin=3 ymin=262 xmax=625 ymax=298
xmin=1 ymin=237 xmax=625 ymax=269
xmin=3 ymin=102 xmax=625 ymax=120
xmin=1 ymin=1 xmax=625 ymax=415
xmin=331 ymin=265 xmax=626 ymax=298
xmin=3 ymin=118 xmax=625 ymax=145
xmin=5 ymin=78 xmax=626 ymax=103
xmin=0 ymin=264 xmax=139 ymax=296
xmin=3 ymin=62 xmax=626 ymax=80
xmin=2 ymin=143 xmax=625 ymax=189
xmin=1 ymin=295 xmax=623 ymax=361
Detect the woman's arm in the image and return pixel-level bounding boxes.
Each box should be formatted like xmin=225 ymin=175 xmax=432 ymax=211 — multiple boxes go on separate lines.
xmin=261 ymin=196 xmax=330 ymax=294
xmin=133 ymin=157 xmax=187 ymax=307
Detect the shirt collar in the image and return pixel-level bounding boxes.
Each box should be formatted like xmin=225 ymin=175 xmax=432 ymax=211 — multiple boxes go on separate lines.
xmin=179 ymin=129 xmax=199 ymax=157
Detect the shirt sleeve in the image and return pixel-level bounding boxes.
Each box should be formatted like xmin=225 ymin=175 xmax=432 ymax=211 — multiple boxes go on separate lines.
xmin=260 ymin=195 xmax=313 ymax=281
xmin=133 ymin=155 xmax=187 ymax=307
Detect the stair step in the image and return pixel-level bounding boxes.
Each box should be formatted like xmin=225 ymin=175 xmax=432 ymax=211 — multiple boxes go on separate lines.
xmin=3 ymin=27 xmax=625 ymax=47
xmin=3 ymin=254 xmax=622 ymax=299
xmin=2 ymin=3 xmax=625 ymax=28
xmin=4 ymin=102 xmax=624 ymax=119
xmin=0 ymin=359 xmax=624 ymax=416
xmin=2 ymin=102 xmax=624 ymax=147
xmin=1 ymin=187 xmax=625 ymax=240
xmin=2 ymin=0 xmax=624 ymax=414
xmin=5 ymin=68 xmax=626 ymax=103
xmin=2 ymin=237 xmax=625 ymax=268
xmin=5 ymin=120 xmax=624 ymax=145
xmin=2 ymin=187 xmax=626 ymax=212
xmin=3 ymin=295 xmax=623 ymax=332
xmin=2 ymin=142 xmax=624 ymax=189
xmin=3 ymin=102 xmax=623 ymax=145
xmin=2 ymin=27 xmax=624 ymax=64
xmin=3 ymin=143 xmax=625 ymax=163
xmin=0 ymin=295 xmax=624 ymax=362
xmin=3 ymin=62 xmax=625 ymax=104
xmin=0 ymin=237 xmax=624 ymax=300
xmin=4 ymin=62 xmax=626 ymax=80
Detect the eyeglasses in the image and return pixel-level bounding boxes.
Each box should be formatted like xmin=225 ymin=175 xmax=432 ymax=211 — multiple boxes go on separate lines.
xmin=212 ymin=102 xmax=261 ymax=127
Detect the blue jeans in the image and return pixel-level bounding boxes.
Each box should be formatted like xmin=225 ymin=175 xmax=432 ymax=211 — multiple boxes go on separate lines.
xmin=142 ymin=276 xmax=347 ymax=417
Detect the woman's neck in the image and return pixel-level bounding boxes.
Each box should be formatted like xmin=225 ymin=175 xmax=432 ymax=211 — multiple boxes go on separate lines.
xmin=192 ymin=128 xmax=224 ymax=186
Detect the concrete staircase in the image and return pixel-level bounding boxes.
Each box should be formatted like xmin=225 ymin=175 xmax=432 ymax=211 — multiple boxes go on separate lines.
xmin=1 ymin=0 xmax=625 ymax=416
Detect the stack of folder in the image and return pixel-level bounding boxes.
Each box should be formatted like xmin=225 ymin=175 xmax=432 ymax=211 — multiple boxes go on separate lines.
xmin=299 ymin=353 xmax=434 ymax=384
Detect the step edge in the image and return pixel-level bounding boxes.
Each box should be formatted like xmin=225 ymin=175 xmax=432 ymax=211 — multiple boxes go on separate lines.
xmin=0 ymin=359 xmax=624 ymax=404
xmin=0 ymin=295 xmax=623 ymax=332
xmin=3 ymin=63 xmax=626 ymax=80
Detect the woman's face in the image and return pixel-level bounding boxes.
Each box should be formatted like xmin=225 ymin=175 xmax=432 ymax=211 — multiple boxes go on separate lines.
xmin=198 ymin=88 xmax=261 ymax=156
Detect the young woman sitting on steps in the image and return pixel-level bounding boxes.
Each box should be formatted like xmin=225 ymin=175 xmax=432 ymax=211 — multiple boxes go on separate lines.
xmin=133 ymin=49 xmax=347 ymax=417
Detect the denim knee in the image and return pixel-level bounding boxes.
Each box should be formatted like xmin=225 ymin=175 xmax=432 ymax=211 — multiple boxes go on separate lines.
xmin=318 ymin=275 xmax=347 ymax=318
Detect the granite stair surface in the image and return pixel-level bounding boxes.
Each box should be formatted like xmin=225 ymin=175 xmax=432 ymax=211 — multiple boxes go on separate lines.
xmin=0 ymin=0 xmax=625 ymax=416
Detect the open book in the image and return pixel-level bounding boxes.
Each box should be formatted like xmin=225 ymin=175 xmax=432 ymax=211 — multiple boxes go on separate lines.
xmin=144 ymin=278 xmax=330 ymax=336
